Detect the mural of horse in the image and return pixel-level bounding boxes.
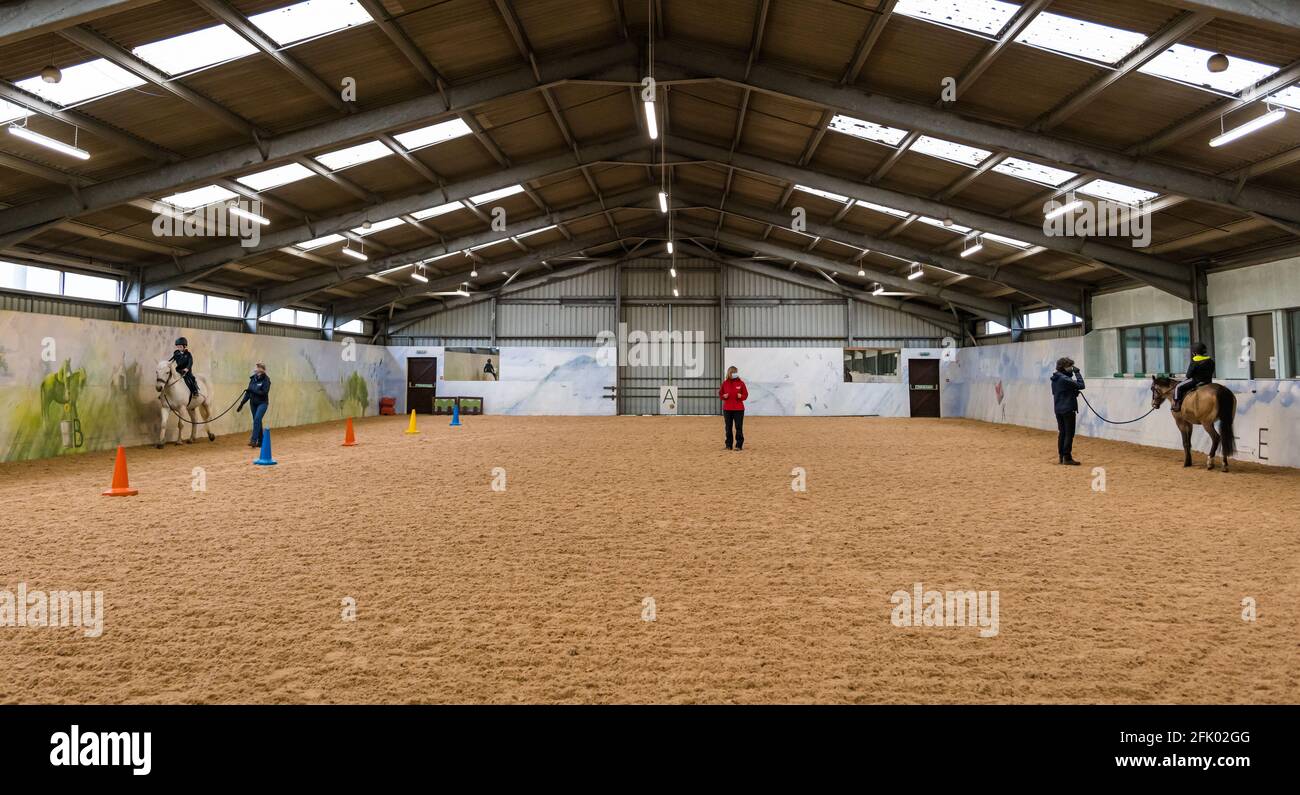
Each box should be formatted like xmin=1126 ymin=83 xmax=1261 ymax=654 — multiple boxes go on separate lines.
xmin=155 ymin=359 xmax=216 ymax=448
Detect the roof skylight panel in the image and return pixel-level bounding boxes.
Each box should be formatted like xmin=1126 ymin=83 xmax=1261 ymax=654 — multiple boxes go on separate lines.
xmin=1014 ymin=13 xmax=1147 ymax=65
xmin=132 ymin=24 xmax=258 ymax=76
xmin=911 ymin=135 xmax=992 ymax=167
xmin=982 ymin=232 xmax=1030 ymax=248
xmin=351 ymin=218 xmax=405 ymax=235
xmin=827 ymin=115 xmax=910 ymax=146
xmin=1139 ymin=44 xmax=1279 ymax=95
xmin=160 ymin=185 xmax=239 ymax=210
xmin=918 ymin=216 xmax=973 ymax=233
xmin=894 ymin=0 xmax=1019 ymax=36
xmin=15 ymin=59 xmax=144 ymax=107
xmin=517 ymin=225 xmax=559 ymax=238
xmin=854 ymin=199 xmax=910 ymax=218
xmin=470 ymin=185 xmax=526 ymax=205
xmin=794 ymin=185 xmax=850 ymax=203
xmin=992 ymin=157 xmax=1077 ymax=187
xmin=248 ymin=0 xmax=372 ymax=47
xmin=236 ymin=163 xmax=316 ymax=192
xmin=296 ymin=233 xmax=346 ymax=250
xmin=1078 ymin=178 xmax=1158 ymax=205
xmin=411 ymin=202 xmax=464 ymax=220
xmin=0 ymin=98 xmax=31 ymax=125
xmin=1270 ymin=85 xmax=1300 ymax=111
xmin=316 ymin=140 xmax=391 ymax=171
xmin=394 ymin=118 xmax=473 ymax=150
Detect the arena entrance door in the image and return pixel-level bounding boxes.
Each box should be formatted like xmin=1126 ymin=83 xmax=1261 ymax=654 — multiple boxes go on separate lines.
xmin=908 ymin=358 xmax=941 ymax=418
xmin=406 ymin=357 xmax=438 ymax=414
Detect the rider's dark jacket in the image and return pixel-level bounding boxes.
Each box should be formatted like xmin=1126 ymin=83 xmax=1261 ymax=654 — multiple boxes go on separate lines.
xmin=169 ymin=348 xmax=193 ymax=375
xmin=1185 ymin=355 xmax=1215 ymax=385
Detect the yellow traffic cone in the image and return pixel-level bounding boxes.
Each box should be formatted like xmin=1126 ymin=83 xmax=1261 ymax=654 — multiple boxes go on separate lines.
xmin=405 ymin=410 xmax=419 ymax=434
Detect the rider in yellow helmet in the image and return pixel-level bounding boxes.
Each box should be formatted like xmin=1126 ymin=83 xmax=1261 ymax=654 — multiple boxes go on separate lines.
xmin=1172 ymin=341 xmax=1214 ymax=412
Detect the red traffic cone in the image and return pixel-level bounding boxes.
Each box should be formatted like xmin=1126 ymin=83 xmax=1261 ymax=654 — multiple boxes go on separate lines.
xmin=101 ymin=445 xmax=139 ymax=497
xmin=341 ymin=417 xmax=358 ymax=447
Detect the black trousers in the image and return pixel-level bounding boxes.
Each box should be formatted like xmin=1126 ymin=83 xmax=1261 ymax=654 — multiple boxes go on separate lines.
xmin=724 ymin=410 xmax=745 ymax=449
xmin=1055 ymin=411 xmax=1076 ymax=459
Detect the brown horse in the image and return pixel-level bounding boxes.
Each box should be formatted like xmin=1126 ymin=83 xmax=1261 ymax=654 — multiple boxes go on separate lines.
xmin=1150 ymin=377 xmax=1236 ymax=471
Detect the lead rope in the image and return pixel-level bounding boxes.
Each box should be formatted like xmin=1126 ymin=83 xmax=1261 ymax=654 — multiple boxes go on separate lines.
xmin=159 ymin=374 xmax=245 ymax=425
xmin=1079 ymin=391 xmax=1159 ymax=425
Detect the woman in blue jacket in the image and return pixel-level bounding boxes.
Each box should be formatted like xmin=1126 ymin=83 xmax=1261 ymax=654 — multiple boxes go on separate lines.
xmin=1050 ymin=356 xmax=1085 ymax=465
xmin=237 ymin=362 xmax=272 ymax=447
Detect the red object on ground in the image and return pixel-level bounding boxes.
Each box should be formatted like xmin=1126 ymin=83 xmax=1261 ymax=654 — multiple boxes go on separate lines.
xmin=719 ymin=378 xmax=748 ymax=411
xmin=378 ymin=396 xmax=397 ymax=416
xmin=101 ymin=445 xmax=139 ymax=496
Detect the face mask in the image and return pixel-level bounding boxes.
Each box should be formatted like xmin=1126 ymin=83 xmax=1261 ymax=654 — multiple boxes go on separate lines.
xmin=730 ymin=373 xmax=739 ymax=379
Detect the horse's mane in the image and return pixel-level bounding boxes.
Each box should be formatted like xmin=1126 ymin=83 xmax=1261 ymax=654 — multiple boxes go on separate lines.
xmin=1152 ymin=376 xmax=1176 ymax=387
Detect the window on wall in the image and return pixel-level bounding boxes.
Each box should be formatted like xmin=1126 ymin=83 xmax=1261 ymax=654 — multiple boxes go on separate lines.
xmin=843 ymin=348 xmax=900 ymax=382
xmin=1 ymin=260 xmax=121 ymax=300
xmin=1120 ymin=321 xmax=1191 ymax=374
xmin=1024 ymin=309 xmax=1081 ymax=329
xmin=259 ymin=308 xmax=322 ymax=328
xmin=337 ymin=319 xmax=367 ymax=334
xmin=144 ymin=289 xmax=244 ymax=317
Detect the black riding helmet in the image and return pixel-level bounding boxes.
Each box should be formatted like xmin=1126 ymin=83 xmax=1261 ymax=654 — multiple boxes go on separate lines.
xmin=175 ymin=337 xmax=188 ymax=347
xmin=1192 ymin=341 xmax=1208 ymax=356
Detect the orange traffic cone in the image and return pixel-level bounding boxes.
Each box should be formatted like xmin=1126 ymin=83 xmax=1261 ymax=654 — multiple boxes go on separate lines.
xmin=341 ymin=417 xmax=358 ymax=447
xmin=101 ymin=445 xmax=138 ymax=497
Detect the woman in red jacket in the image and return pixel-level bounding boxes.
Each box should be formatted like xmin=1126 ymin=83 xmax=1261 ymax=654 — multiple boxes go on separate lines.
xmin=719 ymin=365 xmax=748 ymax=450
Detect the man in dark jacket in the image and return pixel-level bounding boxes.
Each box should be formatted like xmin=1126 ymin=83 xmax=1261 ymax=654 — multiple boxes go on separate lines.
xmin=1050 ymin=356 xmax=1085 ymax=465
xmin=1173 ymin=342 xmax=1214 ymax=412
xmin=237 ymin=362 xmax=272 ymax=447
xmin=169 ymin=337 xmax=199 ymax=399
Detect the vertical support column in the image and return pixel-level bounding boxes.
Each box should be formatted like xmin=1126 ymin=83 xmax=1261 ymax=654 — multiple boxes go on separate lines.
xmin=614 ymin=261 xmax=622 ymax=416
xmin=1191 ymin=263 xmax=1213 ymax=351
xmin=243 ymin=292 xmax=260 ymax=334
xmin=122 ymin=268 xmax=143 ymax=323
xmin=322 ymin=305 xmax=335 ymax=341
xmin=718 ymin=260 xmax=727 ymax=356
xmin=1008 ymin=305 xmax=1023 ymax=343
xmin=489 ymin=295 xmax=498 ymax=347
xmin=845 ymin=295 xmax=853 ymax=347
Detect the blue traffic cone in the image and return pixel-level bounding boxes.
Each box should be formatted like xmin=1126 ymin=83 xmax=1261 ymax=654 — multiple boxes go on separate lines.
xmin=253 ymin=427 xmax=277 ymax=466
xmin=449 ymin=402 xmax=461 ymax=427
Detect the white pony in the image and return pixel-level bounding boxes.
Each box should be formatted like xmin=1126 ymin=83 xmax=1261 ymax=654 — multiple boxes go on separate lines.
xmin=154 ymin=359 xmax=217 ymax=448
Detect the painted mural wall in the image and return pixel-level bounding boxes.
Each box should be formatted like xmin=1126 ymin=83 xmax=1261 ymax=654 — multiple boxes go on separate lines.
xmin=723 ymin=347 xmax=948 ymax=416
xmin=383 ymin=344 xmax=615 ymax=416
xmin=0 ymin=309 xmax=388 ymax=463
xmin=941 ymin=335 xmax=1299 ymax=469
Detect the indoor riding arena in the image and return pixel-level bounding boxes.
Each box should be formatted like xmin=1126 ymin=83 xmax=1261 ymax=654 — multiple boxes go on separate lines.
xmin=2 ymin=0 xmax=1300 ymax=710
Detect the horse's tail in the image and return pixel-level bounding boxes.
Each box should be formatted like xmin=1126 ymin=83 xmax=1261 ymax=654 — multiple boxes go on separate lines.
xmin=1215 ymin=384 xmax=1236 ymax=457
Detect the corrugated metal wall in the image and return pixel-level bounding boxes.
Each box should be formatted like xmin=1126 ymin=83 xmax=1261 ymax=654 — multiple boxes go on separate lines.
xmin=1 ymin=293 xmax=121 ymax=321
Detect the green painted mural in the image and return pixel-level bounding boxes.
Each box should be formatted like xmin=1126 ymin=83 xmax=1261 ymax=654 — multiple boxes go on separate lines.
xmin=0 ymin=310 xmax=392 ymax=463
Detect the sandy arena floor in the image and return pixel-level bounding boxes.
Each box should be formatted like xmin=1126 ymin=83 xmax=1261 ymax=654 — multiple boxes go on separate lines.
xmin=0 ymin=414 xmax=1297 ymax=704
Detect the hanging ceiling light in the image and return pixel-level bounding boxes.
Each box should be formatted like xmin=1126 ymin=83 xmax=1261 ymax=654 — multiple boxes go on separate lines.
xmin=908 ymin=262 xmax=924 ymax=280
xmin=961 ymin=235 xmax=983 ymax=258
xmin=871 ymin=283 xmax=884 ymax=295
xmin=341 ymin=242 xmax=367 ymax=261
xmin=658 ymin=191 xmax=668 ymax=213
xmin=666 ymin=240 xmax=674 ymax=254
xmin=40 ymin=65 xmax=62 ymax=83
xmin=672 ymin=287 xmax=679 ymax=297
xmin=411 ymin=267 xmax=428 ymax=283
xmin=1209 ymin=107 xmax=1286 ymax=147
xmin=857 ymin=267 xmax=866 ymax=276
xmin=1206 ymin=53 xmax=1229 ymax=73
xmin=8 ymin=124 xmax=89 ymax=160
xmin=228 ymin=203 xmax=270 ymax=226
xmin=1044 ymin=195 xmax=1083 ymax=219
xmin=670 ymin=266 xmax=677 ymax=278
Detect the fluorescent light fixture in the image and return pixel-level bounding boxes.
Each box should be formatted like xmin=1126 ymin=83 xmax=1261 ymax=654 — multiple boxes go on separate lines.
xmin=908 ymin=263 xmax=924 ymax=280
xmin=983 ymin=232 xmax=1029 ymax=248
xmin=644 ymin=98 xmax=658 ymax=140
xmin=411 ymin=270 xmax=428 ymax=283
xmin=1045 ymin=198 xmax=1083 ymax=219
xmin=296 ymin=233 xmax=345 ymax=250
xmin=1209 ymin=109 xmax=1286 ymax=147
xmin=7 ymin=125 xmax=90 ymax=159
xmin=341 ymin=246 xmax=368 ymax=261
xmin=666 ymin=240 xmax=674 ymax=254
xmin=672 ymin=287 xmax=679 ymax=297
xmin=960 ymin=239 xmax=983 ymax=258
xmin=872 ymin=283 xmax=884 ymax=295
xmin=228 ymin=204 xmax=270 ymax=225
xmin=658 ymin=191 xmax=668 ymax=213
xmin=669 ymin=267 xmax=677 ymax=278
